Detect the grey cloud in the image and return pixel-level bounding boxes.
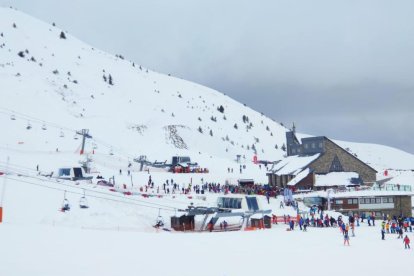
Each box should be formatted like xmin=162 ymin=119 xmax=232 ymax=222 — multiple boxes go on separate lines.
xmin=2 ymin=0 xmax=413 ymax=153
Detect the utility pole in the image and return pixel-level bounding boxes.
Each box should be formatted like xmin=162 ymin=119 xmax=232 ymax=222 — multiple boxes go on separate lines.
xmin=77 ymin=129 xmax=92 ymax=155
xmin=0 ymin=156 xmax=10 ymax=223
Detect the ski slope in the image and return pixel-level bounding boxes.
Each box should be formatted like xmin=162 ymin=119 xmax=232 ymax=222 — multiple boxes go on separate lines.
xmin=1 ymin=7 xmax=414 ymax=276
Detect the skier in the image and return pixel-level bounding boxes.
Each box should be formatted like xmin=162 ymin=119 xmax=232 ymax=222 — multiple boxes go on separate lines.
xmin=340 ymin=222 xmax=346 ymax=235
xmin=403 ymin=235 xmax=410 ymax=249
xmin=381 ymin=228 xmax=385 ymax=240
xmin=299 ymin=216 xmax=304 ymax=231
xmin=398 ymin=227 xmax=404 ymax=239
xmin=345 ymin=223 xmax=350 ymax=235
xmin=223 ymin=220 xmax=228 ymax=231
xmin=289 ymin=220 xmax=294 ymax=231
xmin=344 ymin=232 xmax=350 ymax=246
xmin=207 ymin=221 xmax=214 ymax=232
xmin=355 ymin=214 xmax=360 ymax=227
xmin=385 ymin=222 xmax=390 ymax=233
xmin=280 ymin=201 xmax=284 ymax=209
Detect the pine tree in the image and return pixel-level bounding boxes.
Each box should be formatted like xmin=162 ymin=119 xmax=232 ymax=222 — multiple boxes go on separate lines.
xmin=60 ymin=31 xmax=66 ymax=39
xmin=108 ymin=74 xmax=113 ymax=85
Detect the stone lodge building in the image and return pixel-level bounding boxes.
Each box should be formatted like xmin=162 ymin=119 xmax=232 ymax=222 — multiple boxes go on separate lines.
xmin=267 ymin=130 xmax=377 ymax=189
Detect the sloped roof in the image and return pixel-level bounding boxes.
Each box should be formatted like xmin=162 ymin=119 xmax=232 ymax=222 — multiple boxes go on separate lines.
xmin=270 ymin=154 xmax=320 ymax=175
xmin=314 ymin=172 xmax=359 ymax=187
xmin=287 ymin=168 xmax=310 ymax=186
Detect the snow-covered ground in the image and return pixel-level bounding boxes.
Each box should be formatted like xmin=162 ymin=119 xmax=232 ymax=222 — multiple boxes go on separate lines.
xmin=1 ymin=171 xmax=413 ymax=276
xmin=1 ymin=216 xmax=412 ymax=276
xmin=1 ymin=6 xmax=414 ymax=276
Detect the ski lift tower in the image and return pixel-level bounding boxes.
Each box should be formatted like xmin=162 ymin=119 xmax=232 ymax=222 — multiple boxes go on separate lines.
xmin=77 ymin=129 xmax=92 ymax=155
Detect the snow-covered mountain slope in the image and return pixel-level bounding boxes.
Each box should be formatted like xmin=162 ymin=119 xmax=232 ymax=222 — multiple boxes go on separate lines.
xmin=0 ymin=6 xmax=413 ymax=178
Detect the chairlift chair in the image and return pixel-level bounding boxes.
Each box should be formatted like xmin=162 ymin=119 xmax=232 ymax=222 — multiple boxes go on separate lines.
xmin=61 ymin=191 xmax=70 ymax=212
xmin=154 ymin=209 xmax=164 ymax=228
xmin=61 ymin=199 xmax=70 ymax=212
xmin=60 ymin=130 xmax=65 ymax=138
xmin=155 ymin=216 xmax=164 ymax=228
xmin=26 ymin=122 xmax=32 ymax=130
xmin=42 ymin=124 xmax=47 ymax=130
xmin=10 ymin=114 xmax=16 ymax=120
xmin=79 ymin=196 xmax=89 ymax=209
xmin=73 ymin=134 xmax=79 ymax=140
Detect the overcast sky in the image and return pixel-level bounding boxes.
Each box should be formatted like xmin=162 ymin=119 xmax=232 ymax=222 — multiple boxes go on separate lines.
xmin=2 ymin=0 xmax=414 ymax=154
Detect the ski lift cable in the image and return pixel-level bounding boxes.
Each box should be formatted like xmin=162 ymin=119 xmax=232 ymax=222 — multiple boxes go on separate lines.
xmin=0 ymin=109 xmax=136 ymax=161
xmin=0 ymin=164 xmax=192 ymax=207
xmin=0 ymin=164 xmax=182 ymax=209
xmin=7 ymin=176 xmax=177 ymax=212
xmin=6 ymin=170 xmax=180 ymax=211
xmin=0 ymin=109 xmax=135 ymax=161
xmin=0 ymin=107 xmax=78 ymax=135
xmin=0 ymin=162 xmax=193 ymax=207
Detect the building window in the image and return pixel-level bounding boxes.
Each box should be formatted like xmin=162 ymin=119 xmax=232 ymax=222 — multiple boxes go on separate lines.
xmin=292 ymin=148 xmax=296 ymax=154
xmin=359 ymin=198 xmax=365 ymax=204
xmin=382 ymin=198 xmax=388 ymax=203
xmin=329 ymin=155 xmax=344 ymax=172
xmin=297 ymin=148 xmax=301 ymax=153
xmin=370 ymin=198 xmax=376 ymax=204
xmin=319 ymin=142 xmax=323 ymax=148
xmin=376 ymin=198 xmax=381 ymax=204
xmin=347 ymin=199 xmax=358 ymax=205
xmin=388 ymin=197 xmax=394 ymax=203
xmin=304 ymin=144 xmax=309 ymax=149
xmin=335 ymin=200 xmax=343 ymax=204
xmin=311 ymin=143 xmax=316 ymax=149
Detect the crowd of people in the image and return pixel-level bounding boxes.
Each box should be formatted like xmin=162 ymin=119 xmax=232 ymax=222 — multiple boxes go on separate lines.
xmin=380 ymin=216 xmax=413 ymax=249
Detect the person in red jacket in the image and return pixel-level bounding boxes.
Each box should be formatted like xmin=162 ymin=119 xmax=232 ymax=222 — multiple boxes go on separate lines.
xmin=403 ymin=235 xmax=410 ymax=249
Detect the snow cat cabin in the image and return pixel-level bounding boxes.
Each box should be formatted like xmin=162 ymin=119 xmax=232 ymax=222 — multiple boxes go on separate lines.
xmin=56 ymin=167 xmax=93 ymax=181
xmin=302 ymin=189 xmax=413 ymax=218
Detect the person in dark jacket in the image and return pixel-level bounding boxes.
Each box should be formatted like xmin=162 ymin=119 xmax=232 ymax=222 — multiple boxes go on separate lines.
xmin=289 ymin=220 xmax=294 ymax=231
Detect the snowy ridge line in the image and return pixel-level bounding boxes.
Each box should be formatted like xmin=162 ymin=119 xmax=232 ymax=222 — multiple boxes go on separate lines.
xmin=4 ymin=170 xmax=181 ymax=210
xmin=7 ymin=176 xmax=178 ymax=211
